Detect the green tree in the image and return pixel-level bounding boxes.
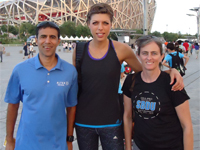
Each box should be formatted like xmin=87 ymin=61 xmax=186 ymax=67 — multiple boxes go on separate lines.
xmin=162 ymin=32 xmax=179 ymax=42
xmin=60 ymin=21 xmax=76 ymax=37
xmin=1 ymin=25 xmax=7 ymax=32
xmin=75 ymin=24 xmax=91 ymax=37
xmin=150 ymin=31 xmax=162 ymax=37
xmin=8 ymin=25 xmax=18 ymax=35
xmin=19 ymin=22 xmax=36 ymax=40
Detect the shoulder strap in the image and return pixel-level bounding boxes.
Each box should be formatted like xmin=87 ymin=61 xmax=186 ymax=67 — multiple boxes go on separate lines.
xmin=76 ymin=42 xmax=87 ymax=68
xmin=75 ymin=42 xmax=87 ymax=98
xmin=129 ymin=73 xmax=138 ymax=92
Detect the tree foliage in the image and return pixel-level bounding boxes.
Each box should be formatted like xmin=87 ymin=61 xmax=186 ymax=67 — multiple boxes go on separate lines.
xmin=1 ymin=25 xmax=7 ymax=32
xmin=150 ymin=31 xmax=162 ymax=37
xmin=8 ymin=25 xmax=18 ymax=35
xmin=75 ymin=24 xmax=91 ymax=37
xmin=60 ymin=21 xmax=76 ymax=37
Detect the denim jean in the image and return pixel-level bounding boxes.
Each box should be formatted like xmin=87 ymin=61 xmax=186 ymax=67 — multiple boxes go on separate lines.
xmin=75 ymin=125 xmax=124 ymax=150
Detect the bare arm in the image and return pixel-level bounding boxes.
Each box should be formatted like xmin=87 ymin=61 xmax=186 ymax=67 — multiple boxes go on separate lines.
xmin=175 ymin=100 xmax=193 ymax=150
xmin=162 ymin=60 xmax=171 ymax=69
xmin=66 ymin=106 xmax=76 ymax=150
xmin=183 ymin=55 xmax=189 ymax=67
xmin=6 ymin=103 xmax=19 ymax=150
xmin=123 ymin=95 xmax=133 ymax=150
xmin=123 ymin=45 xmax=142 ymax=73
xmin=113 ymin=41 xmax=142 ymax=73
xmin=72 ymin=47 xmax=76 ymax=67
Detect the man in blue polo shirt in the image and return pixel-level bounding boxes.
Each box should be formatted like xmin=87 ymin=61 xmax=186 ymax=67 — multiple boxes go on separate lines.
xmin=4 ymin=22 xmax=78 ymax=150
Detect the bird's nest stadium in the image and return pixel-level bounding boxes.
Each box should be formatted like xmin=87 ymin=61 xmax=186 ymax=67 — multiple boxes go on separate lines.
xmin=0 ymin=0 xmax=156 ymax=31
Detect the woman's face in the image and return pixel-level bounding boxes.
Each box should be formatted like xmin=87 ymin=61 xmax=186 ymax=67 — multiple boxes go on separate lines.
xmin=88 ymin=13 xmax=112 ymax=42
xmin=138 ymin=41 xmax=163 ymax=71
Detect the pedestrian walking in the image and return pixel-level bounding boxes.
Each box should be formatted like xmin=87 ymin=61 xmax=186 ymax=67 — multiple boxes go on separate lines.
xmin=4 ymin=21 xmax=78 ymax=150
xmin=62 ymin=42 xmax=66 ymax=52
xmin=195 ymin=42 xmax=199 ymax=59
xmin=73 ymin=3 xmax=184 ymax=150
xmin=123 ymin=35 xmax=193 ymax=150
xmin=177 ymin=40 xmax=185 ymax=54
xmin=162 ymin=43 xmax=189 ymax=76
xmin=29 ymin=43 xmax=34 ymax=58
xmin=0 ymin=41 xmax=5 ymax=62
xmin=183 ymin=40 xmax=189 ymax=56
xmin=68 ymin=42 xmax=72 ymax=52
xmin=23 ymin=42 xmax=29 ymax=59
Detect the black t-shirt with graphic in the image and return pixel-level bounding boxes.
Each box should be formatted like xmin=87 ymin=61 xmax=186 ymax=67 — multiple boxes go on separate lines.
xmin=122 ymin=71 xmax=189 ymax=150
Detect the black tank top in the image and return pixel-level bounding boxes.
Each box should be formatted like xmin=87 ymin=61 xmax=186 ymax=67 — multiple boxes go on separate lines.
xmin=75 ymin=39 xmax=121 ymax=126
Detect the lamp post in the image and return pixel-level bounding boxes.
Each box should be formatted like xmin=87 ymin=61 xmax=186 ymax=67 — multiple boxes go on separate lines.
xmin=143 ymin=0 xmax=148 ymax=35
xmin=187 ymin=6 xmax=200 ymax=43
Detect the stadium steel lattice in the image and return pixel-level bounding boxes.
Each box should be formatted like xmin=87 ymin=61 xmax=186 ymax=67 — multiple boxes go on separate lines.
xmin=0 ymin=0 xmax=156 ymax=31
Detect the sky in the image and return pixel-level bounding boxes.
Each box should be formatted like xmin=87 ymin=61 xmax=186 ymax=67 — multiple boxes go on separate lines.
xmin=151 ymin=0 xmax=200 ymax=35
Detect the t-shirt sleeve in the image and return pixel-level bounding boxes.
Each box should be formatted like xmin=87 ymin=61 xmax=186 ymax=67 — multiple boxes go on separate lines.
xmin=171 ymin=88 xmax=190 ymax=107
xmin=179 ymin=52 xmax=184 ymax=58
xmin=164 ymin=54 xmax=171 ymax=62
xmin=122 ymin=74 xmax=133 ymax=98
xmin=4 ymin=67 xmax=22 ymax=104
xmin=65 ymin=69 xmax=78 ymax=107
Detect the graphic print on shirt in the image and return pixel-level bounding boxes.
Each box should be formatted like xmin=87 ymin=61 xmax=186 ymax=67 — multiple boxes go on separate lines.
xmin=133 ymin=91 xmax=161 ymax=119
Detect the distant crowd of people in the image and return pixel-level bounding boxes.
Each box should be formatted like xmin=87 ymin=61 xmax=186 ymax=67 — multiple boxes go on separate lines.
xmin=62 ymin=41 xmax=76 ymax=52
xmin=22 ymin=42 xmax=34 ymax=59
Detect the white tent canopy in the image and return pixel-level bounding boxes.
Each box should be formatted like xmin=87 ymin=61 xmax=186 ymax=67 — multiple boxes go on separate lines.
xmin=60 ymin=36 xmax=92 ymax=41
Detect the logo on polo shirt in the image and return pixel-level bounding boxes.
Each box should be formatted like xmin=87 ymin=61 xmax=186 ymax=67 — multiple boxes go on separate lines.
xmin=57 ymin=81 xmax=69 ymax=86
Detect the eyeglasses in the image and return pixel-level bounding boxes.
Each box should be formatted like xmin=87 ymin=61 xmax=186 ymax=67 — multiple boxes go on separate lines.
xmin=37 ymin=21 xmax=59 ymax=29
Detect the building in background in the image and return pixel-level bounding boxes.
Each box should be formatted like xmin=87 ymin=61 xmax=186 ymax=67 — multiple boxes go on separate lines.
xmin=0 ymin=0 xmax=156 ymax=31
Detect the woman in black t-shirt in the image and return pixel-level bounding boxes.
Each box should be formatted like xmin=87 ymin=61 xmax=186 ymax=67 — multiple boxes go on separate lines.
xmin=122 ymin=36 xmax=193 ymax=150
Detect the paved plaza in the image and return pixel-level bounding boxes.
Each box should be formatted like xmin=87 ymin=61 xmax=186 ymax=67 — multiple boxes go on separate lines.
xmin=0 ymin=46 xmax=199 ymax=150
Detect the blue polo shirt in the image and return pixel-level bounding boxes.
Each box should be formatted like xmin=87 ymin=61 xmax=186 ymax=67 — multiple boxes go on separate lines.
xmin=164 ymin=51 xmax=184 ymax=67
xmin=4 ymin=54 xmax=78 ymax=150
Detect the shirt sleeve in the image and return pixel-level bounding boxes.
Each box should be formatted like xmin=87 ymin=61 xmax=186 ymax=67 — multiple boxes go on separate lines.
xmin=122 ymin=74 xmax=133 ymax=98
xmin=171 ymin=88 xmax=190 ymax=107
xmin=164 ymin=54 xmax=171 ymax=62
xmin=4 ymin=67 xmax=22 ymax=104
xmin=179 ymin=52 xmax=184 ymax=58
xmin=65 ymin=70 xmax=78 ymax=107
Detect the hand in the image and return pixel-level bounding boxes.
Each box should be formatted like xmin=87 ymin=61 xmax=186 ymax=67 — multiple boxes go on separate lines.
xmin=67 ymin=141 xmax=73 ymax=150
xmin=121 ymin=72 xmax=125 ymax=79
xmin=5 ymin=138 xmax=15 ymax=150
xmin=170 ymin=68 xmax=184 ymax=91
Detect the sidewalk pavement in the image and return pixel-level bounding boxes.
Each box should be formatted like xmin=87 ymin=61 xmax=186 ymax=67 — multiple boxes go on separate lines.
xmin=0 ymin=46 xmax=199 ymax=150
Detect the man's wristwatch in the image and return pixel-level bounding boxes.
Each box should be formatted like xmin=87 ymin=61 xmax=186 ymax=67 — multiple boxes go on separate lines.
xmin=67 ymin=136 xmax=74 ymax=142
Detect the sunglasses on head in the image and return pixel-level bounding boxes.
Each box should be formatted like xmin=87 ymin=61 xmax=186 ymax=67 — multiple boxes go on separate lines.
xmin=37 ymin=21 xmax=59 ymax=29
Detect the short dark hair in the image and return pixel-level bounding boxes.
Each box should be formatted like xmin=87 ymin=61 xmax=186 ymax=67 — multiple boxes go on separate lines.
xmin=166 ymin=43 xmax=175 ymax=50
xmin=136 ymin=35 xmax=163 ymax=55
xmin=86 ymin=3 xmax=114 ymax=24
xmin=177 ymin=40 xmax=182 ymax=45
xmin=36 ymin=21 xmax=60 ymax=39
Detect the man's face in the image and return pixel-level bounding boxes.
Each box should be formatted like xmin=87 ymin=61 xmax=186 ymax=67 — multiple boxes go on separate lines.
xmin=36 ymin=27 xmax=60 ymax=59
